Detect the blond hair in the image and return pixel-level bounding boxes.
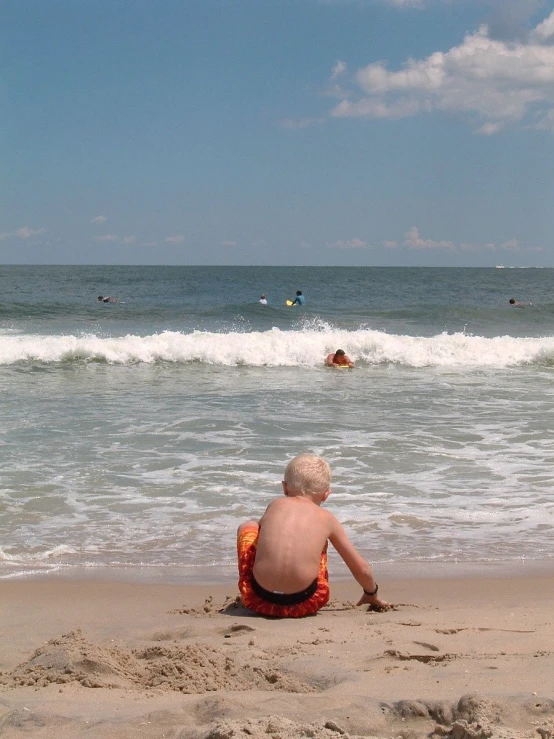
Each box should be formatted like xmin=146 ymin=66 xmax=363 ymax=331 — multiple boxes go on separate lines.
xmin=284 ymin=454 xmax=331 ymax=497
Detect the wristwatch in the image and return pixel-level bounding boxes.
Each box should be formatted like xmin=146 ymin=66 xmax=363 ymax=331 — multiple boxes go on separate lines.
xmin=363 ymin=583 xmax=378 ymax=597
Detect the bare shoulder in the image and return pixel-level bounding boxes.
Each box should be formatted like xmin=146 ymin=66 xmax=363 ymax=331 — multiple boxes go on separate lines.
xmin=260 ymin=497 xmax=285 ymax=519
xmin=320 ymin=506 xmax=342 ymax=533
xmin=325 ymin=509 xmax=353 ymax=545
xmin=321 ymin=506 xmax=338 ymax=522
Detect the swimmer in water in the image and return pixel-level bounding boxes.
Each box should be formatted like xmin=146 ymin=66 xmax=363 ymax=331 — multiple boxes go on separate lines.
xmin=326 ymin=349 xmax=354 ymax=368
xmin=98 ymin=295 xmax=119 ymax=303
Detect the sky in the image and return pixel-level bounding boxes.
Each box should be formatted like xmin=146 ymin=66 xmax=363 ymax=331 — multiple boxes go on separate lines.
xmin=2 ymin=0 xmax=554 ymax=267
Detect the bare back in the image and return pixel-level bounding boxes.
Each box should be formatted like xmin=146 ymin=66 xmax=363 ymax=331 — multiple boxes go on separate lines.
xmin=252 ymin=496 xmax=333 ymax=593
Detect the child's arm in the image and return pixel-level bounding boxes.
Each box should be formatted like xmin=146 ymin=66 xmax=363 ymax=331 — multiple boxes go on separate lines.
xmin=328 ymin=516 xmax=391 ymax=609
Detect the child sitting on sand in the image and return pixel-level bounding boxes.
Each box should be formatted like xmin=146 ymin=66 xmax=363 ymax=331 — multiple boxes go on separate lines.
xmin=237 ymin=454 xmax=390 ymax=617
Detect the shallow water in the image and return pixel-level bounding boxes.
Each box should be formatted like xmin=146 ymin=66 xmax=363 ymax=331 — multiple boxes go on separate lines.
xmin=1 ymin=266 xmax=553 ymax=581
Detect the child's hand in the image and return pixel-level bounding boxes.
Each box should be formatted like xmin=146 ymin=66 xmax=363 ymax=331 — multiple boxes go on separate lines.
xmin=356 ymin=592 xmax=392 ymax=610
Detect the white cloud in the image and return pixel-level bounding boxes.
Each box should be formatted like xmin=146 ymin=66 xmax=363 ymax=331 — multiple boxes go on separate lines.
xmin=403 ymin=226 xmax=454 ymax=250
xmin=536 ymin=108 xmax=554 ymax=131
xmin=0 ymin=226 xmax=47 ymax=240
xmin=530 ymin=10 xmax=554 ymax=43
xmin=165 ymin=235 xmax=185 ymax=244
xmin=333 ymin=97 xmax=421 ymax=119
xmin=501 ymin=238 xmax=520 ymax=251
xmin=475 ymin=121 xmax=503 ymax=136
xmin=318 ymin=0 xmax=423 ymax=5
xmin=281 ymin=117 xmax=325 ymax=129
xmin=16 ymin=227 xmax=47 ymax=238
xmin=330 ymin=60 xmax=347 ymax=83
xmin=328 ymin=237 xmax=367 ymax=249
xmin=325 ymin=60 xmax=352 ymax=100
xmin=221 ymin=240 xmax=237 ymax=246
xmin=385 ymin=229 xmax=540 ymax=254
xmin=330 ymin=9 xmax=554 ymax=132
xmin=93 ymin=233 xmax=134 ymax=243
xmin=91 ymin=215 xmax=108 ymax=224
xmin=386 ymin=0 xmax=424 ymax=6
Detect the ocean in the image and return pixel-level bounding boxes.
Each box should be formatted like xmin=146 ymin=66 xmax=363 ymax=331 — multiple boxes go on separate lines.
xmin=1 ymin=265 xmax=553 ymax=583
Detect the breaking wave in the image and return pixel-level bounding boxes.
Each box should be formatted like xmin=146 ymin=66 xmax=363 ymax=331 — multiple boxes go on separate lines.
xmin=1 ymin=328 xmax=554 ymax=367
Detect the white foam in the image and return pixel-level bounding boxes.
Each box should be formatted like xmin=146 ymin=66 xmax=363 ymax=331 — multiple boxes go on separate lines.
xmin=0 ymin=545 xmax=75 ymax=562
xmin=1 ymin=328 xmax=554 ymax=367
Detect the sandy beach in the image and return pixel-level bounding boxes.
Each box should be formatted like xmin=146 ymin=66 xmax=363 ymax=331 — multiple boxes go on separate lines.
xmin=1 ymin=572 xmax=553 ymax=739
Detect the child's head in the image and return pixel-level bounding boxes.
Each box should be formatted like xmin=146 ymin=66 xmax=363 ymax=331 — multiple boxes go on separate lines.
xmin=284 ymin=454 xmax=331 ymax=499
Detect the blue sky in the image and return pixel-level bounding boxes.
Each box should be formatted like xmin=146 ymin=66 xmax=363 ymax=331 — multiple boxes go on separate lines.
xmin=2 ymin=0 xmax=554 ymax=266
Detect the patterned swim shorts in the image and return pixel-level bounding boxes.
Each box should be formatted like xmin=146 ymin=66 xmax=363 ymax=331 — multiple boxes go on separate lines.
xmin=237 ymin=524 xmax=330 ymax=618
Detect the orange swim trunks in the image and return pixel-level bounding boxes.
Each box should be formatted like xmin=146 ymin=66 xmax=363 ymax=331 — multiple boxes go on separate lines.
xmin=237 ymin=524 xmax=330 ymax=618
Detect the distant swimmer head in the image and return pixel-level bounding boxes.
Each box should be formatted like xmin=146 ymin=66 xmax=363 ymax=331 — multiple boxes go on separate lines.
xmin=335 ymin=349 xmax=346 ymax=356
xmin=296 ymin=290 xmax=302 ymax=296
xmin=509 ymin=298 xmax=516 ymax=304
xmin=98 ymin=295 xmax=104 ymax=301
xmin=260 ymin=294 xmax=266 ymax=299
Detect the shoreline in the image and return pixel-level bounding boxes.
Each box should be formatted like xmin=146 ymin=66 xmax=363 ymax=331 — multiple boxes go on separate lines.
xmin=2 ymin=555 xmax=553 ymax=586
xmin=1 ymin=571 xmax=553 ymax=738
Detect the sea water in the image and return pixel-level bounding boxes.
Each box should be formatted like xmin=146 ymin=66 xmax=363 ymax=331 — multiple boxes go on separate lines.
xmin=1 ymin=265 xmax=553 ymax=583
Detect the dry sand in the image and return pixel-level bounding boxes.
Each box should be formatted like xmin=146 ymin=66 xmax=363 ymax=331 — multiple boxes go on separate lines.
xmin=0 ymin=573 xmax=553 ymax=739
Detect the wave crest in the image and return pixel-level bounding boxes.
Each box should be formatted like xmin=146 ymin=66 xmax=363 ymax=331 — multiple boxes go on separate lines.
xmin=1 ymin=329 xmax=554 ymax=367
